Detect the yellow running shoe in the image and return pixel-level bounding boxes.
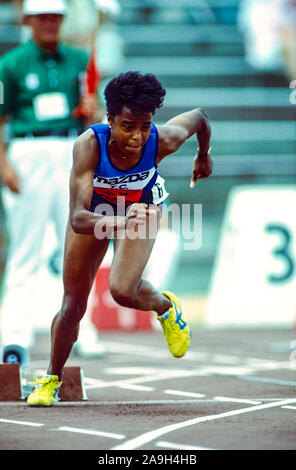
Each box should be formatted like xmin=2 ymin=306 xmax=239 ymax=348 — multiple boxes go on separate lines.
xmin=157 ymin=291 xmax=191 ymax=358
xmin=27 ymin=375 xmax=62 ymax=407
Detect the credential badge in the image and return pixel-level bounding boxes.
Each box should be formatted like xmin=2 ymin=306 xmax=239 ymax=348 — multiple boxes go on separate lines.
xmin=25 ymin=74 xmax=40 ymax=90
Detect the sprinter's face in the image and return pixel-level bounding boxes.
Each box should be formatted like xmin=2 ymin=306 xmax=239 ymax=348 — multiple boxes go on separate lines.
xmin=108 ymin=107 xmax=152 ymax=159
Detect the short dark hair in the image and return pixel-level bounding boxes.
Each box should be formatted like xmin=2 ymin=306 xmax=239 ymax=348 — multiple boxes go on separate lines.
xmin=104 ymin=71 xmax=166 ymax=116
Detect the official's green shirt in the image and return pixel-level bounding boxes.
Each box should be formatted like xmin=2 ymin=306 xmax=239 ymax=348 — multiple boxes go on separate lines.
xmin=0 ymin=39 xmax=89 ymax=136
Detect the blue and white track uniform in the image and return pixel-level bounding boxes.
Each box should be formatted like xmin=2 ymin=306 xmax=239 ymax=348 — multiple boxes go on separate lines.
xmin=89 ymin=123 xmax=168 ymax=214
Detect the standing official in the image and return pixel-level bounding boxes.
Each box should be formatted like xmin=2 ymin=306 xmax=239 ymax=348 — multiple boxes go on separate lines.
xmin=0 ymin=0 xmax=104 ymax=366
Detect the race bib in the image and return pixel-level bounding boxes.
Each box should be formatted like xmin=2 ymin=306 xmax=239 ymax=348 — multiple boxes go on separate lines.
xmin=33 ymin=93 xmax=70 ymax=121
xmin=151 ymin=175 xmax=169 ymax=205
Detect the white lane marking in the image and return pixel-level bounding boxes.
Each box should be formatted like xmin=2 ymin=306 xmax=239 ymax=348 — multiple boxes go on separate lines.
xmin=103 ymin=342 xmax=243 ymax=365
xmin=103 ymin=367 xmax=165 ymax=375
xmin=59 ymin=426 xmax=125 ymax=440
xmin=83 ymin=369 xmax=209 ymax=391
xmin=206 ymin=366 xmax=260 ymax=375
xmin=212 ymin=354 xmax=241 ymax=364
xmin=103 ymin=342 xmax=237 ymax=364
xmin=238 ymin=375 xmax=296 ymax=387
xmin=214 ymin=396 xmax=262 ymax=405
xmin=117 ymin=384 xmax=154 ymax=391
xmin=34 ymin=352 xmax=294 ymax=395
xmin=0 ymin=399 xmax=218 ymax=407
xmin=104 ymin=342 xmax=172 ymax=360
xmin=55 ymin=399 xmax=215 ymax=406
xmin=0 ymin=418 xmax=44 ymax=427
xmin=103 ymin=341 xmax=293 ymax=371
xmin=164 ymin=390 xmax=205 ymax=398
xmin=0 ymin=397 xmax=289 ymax=408
xmin=156 ymin=440 xmax=214 ymax=450
xmin=244 ymin=359 xmax=293 ymax=370
xmin=84 ymin=377 xmax=107 ymax=390
xmin=110 ymin=398 xmax=296 ymax=450
xmin=282 ymin=406 xmax=296 ymax=410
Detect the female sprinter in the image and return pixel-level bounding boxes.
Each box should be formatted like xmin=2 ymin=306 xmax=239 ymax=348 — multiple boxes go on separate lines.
xmin=27 ymin=71 xmax=212 ymax=406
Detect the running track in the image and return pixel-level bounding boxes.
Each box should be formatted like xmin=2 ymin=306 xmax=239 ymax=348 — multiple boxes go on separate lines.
xmin=0 ymin=326 xmax=296 ymax=457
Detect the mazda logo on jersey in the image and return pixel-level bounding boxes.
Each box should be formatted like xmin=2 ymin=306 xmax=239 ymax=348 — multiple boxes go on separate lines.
xmin=93 ymin=169 xmax=155 ymax=190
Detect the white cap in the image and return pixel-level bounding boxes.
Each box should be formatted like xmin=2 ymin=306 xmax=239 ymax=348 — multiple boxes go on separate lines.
xmin=23 ymin=0 xmax=68 ymax=16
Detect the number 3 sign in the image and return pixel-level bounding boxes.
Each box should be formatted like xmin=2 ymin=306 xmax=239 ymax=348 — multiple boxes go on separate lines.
xmin=206 ymin=186 xmax=296 ymax=327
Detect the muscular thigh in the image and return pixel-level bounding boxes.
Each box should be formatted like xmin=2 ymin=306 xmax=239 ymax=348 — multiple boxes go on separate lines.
xmin=110 ymin=216 xmax=159 ymax=290
xmin=63 ymin=221 xmax=110 ymax=297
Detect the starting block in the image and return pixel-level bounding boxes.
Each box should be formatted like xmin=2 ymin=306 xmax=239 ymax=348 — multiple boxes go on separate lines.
xmin=0 ymin=364 xmax=87 ymax=402
xmin=0 ymin=364 xmax=23 ymax=401
xmin=59 ymin=367 xmax=87 ymax=401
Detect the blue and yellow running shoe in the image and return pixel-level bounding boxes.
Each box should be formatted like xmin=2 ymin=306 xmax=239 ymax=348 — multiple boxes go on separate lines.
xmin=157 ymin=291 xmax=191 ymax=358
xmin=27 ymin=375 xmax=62 ymax=407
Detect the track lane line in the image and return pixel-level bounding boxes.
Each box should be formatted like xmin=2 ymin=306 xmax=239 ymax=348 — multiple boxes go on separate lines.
xmin=58 ymin=426 xmax=125 ymax=440
xmin=0 ymin=399 xmax=218 ymax=407
xmin=110 ymin=398 xmax=296 ymax=450
xmin=238 ymin=375 xmax=296 ymax=386
xmin=214 ymin=396 xmax=262 ymax=405
xmin=0 ymin=418 xmax=44 ymax=427
xmin=117 ymin=384 xmax=154 ymax=391
xmin=164 ymin=390 xmax=205 ymax=398
xmin=156 ymin=440 xmax=215 ymax=450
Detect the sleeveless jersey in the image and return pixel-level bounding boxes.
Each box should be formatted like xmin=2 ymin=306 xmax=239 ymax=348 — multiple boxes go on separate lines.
xmin=89 ymin=123 xmax=168 ymax=214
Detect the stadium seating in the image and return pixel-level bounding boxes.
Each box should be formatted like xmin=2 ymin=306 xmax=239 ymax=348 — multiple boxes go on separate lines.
xmin=0 ymin=0 xmax=295 ymax=295
xmin=116 ymin=0 xmax=295 ymax=294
